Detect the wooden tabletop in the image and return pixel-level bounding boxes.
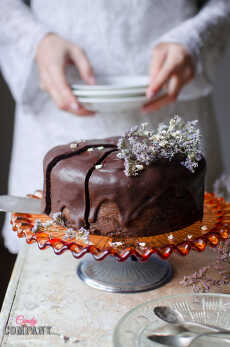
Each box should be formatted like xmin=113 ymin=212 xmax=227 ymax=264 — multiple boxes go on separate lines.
xmin=0 ymin=241 xmax=229 ymax=347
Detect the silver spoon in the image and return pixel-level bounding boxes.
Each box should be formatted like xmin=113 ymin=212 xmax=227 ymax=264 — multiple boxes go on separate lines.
xmin=154 ymin=306 xmax=230 ymax=333
xmin=147 ymin=331 xmax=230 ymax=347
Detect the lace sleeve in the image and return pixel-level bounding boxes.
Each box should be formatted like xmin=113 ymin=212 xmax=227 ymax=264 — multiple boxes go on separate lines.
xmin=0 ymin=0 xmax=50 ymax=104
xmin=154 ymin=0 xmax=230 ymax=82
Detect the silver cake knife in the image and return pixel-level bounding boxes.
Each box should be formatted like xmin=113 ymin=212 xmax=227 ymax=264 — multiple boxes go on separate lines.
xmin=0 ymin=195 xmax=42 ymax=214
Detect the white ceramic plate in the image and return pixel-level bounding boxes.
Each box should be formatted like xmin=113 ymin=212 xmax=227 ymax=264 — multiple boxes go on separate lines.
xmin=72 ymin=87 xmax=147 ymax=98
xmin=78 ymin=95 xmax=148 ymax=113
xmin=71 ymin=75 xmax=149 ymax=91
xmin=113 ymin=293 xmax=230 ymax=347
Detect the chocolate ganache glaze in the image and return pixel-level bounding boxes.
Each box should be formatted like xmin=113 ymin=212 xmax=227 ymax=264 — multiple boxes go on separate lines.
xmin=42 ymin=136 xmax=206 ymax=238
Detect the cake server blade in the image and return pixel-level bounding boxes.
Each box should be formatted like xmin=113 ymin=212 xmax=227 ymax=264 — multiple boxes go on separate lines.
xmin=0 ymin=195 xmax=42 ymax=214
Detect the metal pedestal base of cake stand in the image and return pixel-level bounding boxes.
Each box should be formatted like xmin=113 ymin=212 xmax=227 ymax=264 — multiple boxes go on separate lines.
xmin=77 ymin=254 xmax=173 ymax=293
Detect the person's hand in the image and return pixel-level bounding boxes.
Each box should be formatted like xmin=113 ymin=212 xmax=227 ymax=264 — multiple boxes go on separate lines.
xmin=36 ymin=33 xmax=95 ymax=116
xmin=142 ymin=42 xmax=195 ymax=113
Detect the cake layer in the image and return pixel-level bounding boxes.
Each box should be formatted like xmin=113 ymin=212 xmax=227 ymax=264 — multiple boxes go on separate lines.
xmin=42 ymin=137 xmax=206 ymax=238
xmin=41 ymin=138 xmax=118 ymax=227
xmin=88 ymin=151 xmax=206 ymax=237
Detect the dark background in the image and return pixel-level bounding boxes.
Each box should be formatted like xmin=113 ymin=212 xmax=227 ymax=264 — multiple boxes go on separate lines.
xmin=0 ymin=73 xmax=16 ymax=310
xmin=0 ymin=44 xmax=230 ymax=309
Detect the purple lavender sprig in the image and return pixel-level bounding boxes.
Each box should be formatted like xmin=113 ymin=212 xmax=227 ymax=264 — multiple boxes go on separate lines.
xmin=117 ymin=115 xmax=203 ymax=176
xmin=180 ymin=239 xmax=230 ymax=293
xmin=180 ymin=266 xmax=211 ymax=293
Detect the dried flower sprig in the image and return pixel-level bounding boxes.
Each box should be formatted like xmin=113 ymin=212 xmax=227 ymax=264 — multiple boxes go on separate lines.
xmin=32 ymin=220 xmax=43 ymax=233
xmin=180 ymin=239 xmax=230 ymax=293
xmin=180 ymin=266 xmax=212 ymax=293
xmin=76 ymin=227 xmax=90 ymax=244
xmin=63 ymin=228 xmax=76 ymax=240
xmin=52 ymin=212 xmax=65 ymax=226
xmin=117 ymin=115 xmax=203 ymax=176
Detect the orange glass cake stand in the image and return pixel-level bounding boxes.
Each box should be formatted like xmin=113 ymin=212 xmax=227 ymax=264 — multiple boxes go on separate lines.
xmin=11 ymin=192 xmax=230 ymax=293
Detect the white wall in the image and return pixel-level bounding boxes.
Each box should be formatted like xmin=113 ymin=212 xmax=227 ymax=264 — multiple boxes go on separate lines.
xmin=213 ymin=43 xmax=230 ymax=173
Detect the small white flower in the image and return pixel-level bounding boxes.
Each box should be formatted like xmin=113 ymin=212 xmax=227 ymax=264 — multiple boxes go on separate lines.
xmin=43 ymin=220 xmax=53 ymax=228
xmin=87 ymin=148 xmax=94 ymax=152
xmin=187 ymin=234 xmax=193 ymax=240
xmin=76 ymin=227 xmax=89 ymax=242
xmin=110 ymin=241 xmax=123 ymax=247
xmin=201 ymin=225 xmax=208 ymax=231
xmin=78 ymin=226 xmax=89 ymax=235
xmin=168 ymin=234 xmax=174 ymax=240
xmin=70 ymin=143 xmax=78 ymax=149
xmin=63 ymin=228 xmax=76 ymax=240
xmin=138 ymin=242 xmax=146 ymax=247
xmin=95 ymin=164 xmax=103 ymax=169
xmin=135 ymin=164 xmax=144 ymax=171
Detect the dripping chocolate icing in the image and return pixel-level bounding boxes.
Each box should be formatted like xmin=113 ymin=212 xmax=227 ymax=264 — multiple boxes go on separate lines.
xmin=42 ymin=137 xmax=206 ymax=238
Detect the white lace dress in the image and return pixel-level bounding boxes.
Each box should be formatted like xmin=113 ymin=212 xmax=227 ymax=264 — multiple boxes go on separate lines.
xmin=0 ymin=0 xmax=230 ymax=253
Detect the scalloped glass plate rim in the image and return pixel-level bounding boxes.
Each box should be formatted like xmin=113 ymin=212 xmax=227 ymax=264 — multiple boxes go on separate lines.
xmin=11 ymin=192 xmax=230 ymax=261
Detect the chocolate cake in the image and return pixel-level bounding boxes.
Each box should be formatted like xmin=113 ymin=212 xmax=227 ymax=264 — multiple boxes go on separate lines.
xmin=41 ymin=116 xmax=206 ymax=238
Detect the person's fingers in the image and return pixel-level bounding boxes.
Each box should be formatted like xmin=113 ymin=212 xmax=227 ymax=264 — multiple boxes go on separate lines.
xmin=41 ymin=65 xmax=95 ymax=116
xmin=142 ymin=71 xmax=188 ymax=113
xmin=182 ymin=64 xmax=194 ymax=83
xmin=36 ymin=34 xmax=95 ymax=115
xmin=142 ymin=93 xmax=174 ymax=112
xmin=149 ymin=48 xmax=191 ymax=97
xmin=167 ymin=74 xmax=181 ymax=99
xmin=46 ymin=82 xmax=94 ymax=116
xmin=149 ymin=58 xmax=178 ymax=96
xmin=142 ymin=76 xmax=180 ymax=113
xmin=70 ymin=46 xmax=95 ymax=85
xmin=147 ymin=46 xmax=167 ymax=98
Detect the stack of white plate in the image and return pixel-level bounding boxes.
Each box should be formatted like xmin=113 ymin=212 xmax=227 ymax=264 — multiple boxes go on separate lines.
xmin=71 ymin=75 xmax=149 ymax=113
